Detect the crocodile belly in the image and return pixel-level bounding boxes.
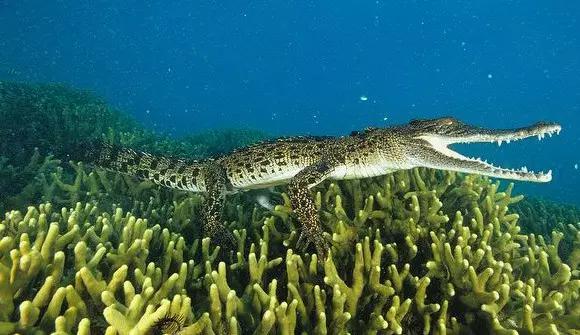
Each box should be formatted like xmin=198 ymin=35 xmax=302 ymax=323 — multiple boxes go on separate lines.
xmin=228 ymin=167 xmax=303 ymax=189
xmin=333 ymin=163 xmax=393 ymax=180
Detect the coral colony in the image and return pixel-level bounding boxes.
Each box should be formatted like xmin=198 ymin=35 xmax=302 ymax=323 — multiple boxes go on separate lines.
xmin=0 ymin=83 xmax=578 ymax=334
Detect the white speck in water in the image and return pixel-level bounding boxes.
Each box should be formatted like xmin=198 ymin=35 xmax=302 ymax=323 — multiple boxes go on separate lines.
xmin=145 ymin=109 xmax=150 ymax=114
xmin=312 ymin=112 xmax=319 ymax=124
xmin=360 ymin=95 xmax=368 ymax=101
xmin=383 ymin=116 xmax=388 ymax=121
xmin=487 ymin=73 xmax=493 ymax=79
xmin=168 ymin=67 xmax=172 ymax=73
xmin=575 ymin=163 xmax=578 ymax=170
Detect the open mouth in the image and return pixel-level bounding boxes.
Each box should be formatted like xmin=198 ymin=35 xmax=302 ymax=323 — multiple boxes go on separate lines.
xmin=418 ymin=122 xmax=562 ymax=182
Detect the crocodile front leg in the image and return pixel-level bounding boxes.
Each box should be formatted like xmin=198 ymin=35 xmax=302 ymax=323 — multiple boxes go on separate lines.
xmin=288 ymin=160 xmax=336 ymax=259
xmin=202 ymin=164 xmax=237 ymax=251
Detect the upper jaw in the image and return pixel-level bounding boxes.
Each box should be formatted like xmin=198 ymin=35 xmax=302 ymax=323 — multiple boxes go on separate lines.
xmin=426 ymin=122 xmax=562 ymax=146
xmin=416 ymin=122 xmax=561 ymax=183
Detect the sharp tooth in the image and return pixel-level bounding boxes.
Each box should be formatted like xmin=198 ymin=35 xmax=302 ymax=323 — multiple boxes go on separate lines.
xmin=497 ymin=140 xmax=502 ymax=146
xmin=537 ymin=134 xmax=541 ymax=140
xmin=522 ymin=166 xmax=528 ymax=172
xmin=557 ymin=129 xmax=561 ymax=135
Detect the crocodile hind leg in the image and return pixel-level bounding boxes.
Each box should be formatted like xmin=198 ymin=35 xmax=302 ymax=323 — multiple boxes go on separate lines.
xmin=288 ymin=160 xmax=336 ymax=260
xmin=201 ymin=164 xmax=237 ymax=252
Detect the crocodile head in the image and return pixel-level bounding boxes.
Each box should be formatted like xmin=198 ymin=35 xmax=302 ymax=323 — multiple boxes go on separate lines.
xmin=399 ymin=117 xmax=561 ymax=182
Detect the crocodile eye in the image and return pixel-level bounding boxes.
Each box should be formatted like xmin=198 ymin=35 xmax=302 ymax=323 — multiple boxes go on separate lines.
xmin=439 ymin=118 xmax=456 ymax=126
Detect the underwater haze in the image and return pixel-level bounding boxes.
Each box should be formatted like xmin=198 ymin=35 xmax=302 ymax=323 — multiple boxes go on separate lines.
xmin=2 ymin=2 xmax=580 ymax=335
xmin=1 ymin=1 xmax=579 ymax=203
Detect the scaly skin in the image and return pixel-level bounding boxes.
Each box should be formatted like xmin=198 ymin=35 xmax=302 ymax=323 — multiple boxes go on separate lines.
xmin=72 ymin=117 xmax=561 ymax=258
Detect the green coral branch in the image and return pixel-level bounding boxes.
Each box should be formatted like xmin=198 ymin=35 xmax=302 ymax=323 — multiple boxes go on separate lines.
xmin=1 ymin=165 xmax=579 ymax=334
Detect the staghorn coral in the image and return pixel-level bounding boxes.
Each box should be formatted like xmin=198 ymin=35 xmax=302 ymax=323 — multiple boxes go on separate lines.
xmin=0 ymin=167 xmax=578 ymax=334
xmin=0 ymin=148 xmax=198 ymax=221
xmin=0 ymin=149 xmax=61 ymax=213
xmin=512 ymin=197 xmax=580 ymax=265
xmin=0 ymin=81 xmax=141 ymax=163
xmin=1 ymin=81 xmax=577 ymax=334
xmin=513 ymin=197 xmax=580 ymax=238
xmin=0 ymin=81 xmax=269 ymax=214
xmin=0 ymin=82 xmax=269 ymax=162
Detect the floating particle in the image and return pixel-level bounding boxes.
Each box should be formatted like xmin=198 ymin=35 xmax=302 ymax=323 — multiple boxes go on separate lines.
xmin=312 ymin=113 xmax=319 ymax=124
xmin=487 ymin=73 xmax=493 ymax=79
xmin=360 ymin=95 xmax=368 ymax=101
xmin=575 ymin=163 xmax=578 ymax=170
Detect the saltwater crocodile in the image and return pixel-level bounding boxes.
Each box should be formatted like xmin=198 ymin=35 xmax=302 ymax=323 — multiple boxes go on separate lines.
xmin=72 ymin=117 xmax=561 ymax=258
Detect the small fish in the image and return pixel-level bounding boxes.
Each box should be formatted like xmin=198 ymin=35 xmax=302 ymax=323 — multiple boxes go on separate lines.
xmin=254 ymin=188 xmax=279 ymax=210
xmin=256 ymin=193 xmax=274 ymax=210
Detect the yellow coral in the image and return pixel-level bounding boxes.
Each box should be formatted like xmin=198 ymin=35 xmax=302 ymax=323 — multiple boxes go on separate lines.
xmin=0 ymin=168 xmax=578 ymax=334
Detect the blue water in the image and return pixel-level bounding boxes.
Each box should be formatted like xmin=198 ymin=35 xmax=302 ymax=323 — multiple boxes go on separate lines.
xmin=1 ymin=1 xmax=579 ymax=203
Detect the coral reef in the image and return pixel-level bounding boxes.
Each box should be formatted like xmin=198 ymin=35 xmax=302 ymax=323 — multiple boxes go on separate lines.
xmin=0 ymin=81 xmax=268 ymax=213
xmin=1 ymin=81 xmax=579 ymax=333
xmin=1 ymin=167 xmax=578 ymax=334
xmin=512 ymin=197 xmax=580 ymax=263
xmin=0 ymin=82 xmax=268 ymax=161
xmin=0 ymin=82 xmax=140 ymax=163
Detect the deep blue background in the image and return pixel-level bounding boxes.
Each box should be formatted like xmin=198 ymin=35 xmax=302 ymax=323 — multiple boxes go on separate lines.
xmin=1 ymin=1 xmax=579 ymax=203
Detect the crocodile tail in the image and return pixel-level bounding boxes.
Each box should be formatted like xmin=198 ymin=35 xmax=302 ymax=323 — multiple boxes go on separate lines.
xmin=64 ymin=140 xmax=206 ymax=192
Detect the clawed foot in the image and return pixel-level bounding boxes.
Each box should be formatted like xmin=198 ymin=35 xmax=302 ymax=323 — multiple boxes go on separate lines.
xmin=296 ymin=225 xmax=331 ymax=261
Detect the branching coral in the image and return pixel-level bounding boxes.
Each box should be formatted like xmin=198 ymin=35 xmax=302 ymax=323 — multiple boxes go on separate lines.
xmin=0 ymin=82 xmax=141 ymax=163
xmin=512 ymin=197 xmax=580 ymax=265
xmin=0 ymin=81 xmax=268 ymax=213
xmin=2 ymin=82 xmax=578 ymax=334
xmin=0 ymin=149 xmax=61 ymax=213
xmin=1 ymin=167 xmax=578 ymax=334
xmin=0 ymin=82 xmax=269 ymax=162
